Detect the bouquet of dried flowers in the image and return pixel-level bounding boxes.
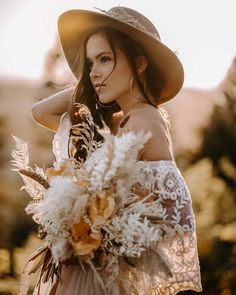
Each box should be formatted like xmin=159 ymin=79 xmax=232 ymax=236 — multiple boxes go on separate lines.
xmin=11 ymin=105 xmax=172 ymax=294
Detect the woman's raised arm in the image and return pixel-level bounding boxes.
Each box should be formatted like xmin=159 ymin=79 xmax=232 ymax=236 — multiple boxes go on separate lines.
xmin=31 ymin=87 xmax=74 ymax=132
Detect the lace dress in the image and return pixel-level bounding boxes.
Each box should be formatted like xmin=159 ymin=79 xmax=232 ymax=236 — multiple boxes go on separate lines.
xmin=33 ymin=112 xmax=202 ymax=295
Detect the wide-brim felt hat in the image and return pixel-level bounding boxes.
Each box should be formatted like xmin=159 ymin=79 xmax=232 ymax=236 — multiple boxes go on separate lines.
xmin=58 ymin=6 xmax=184 ymax=104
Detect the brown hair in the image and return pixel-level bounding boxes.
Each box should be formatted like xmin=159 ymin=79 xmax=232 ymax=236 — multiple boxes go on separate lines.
xmin=68 ymin=27 xmax=166 ymax=132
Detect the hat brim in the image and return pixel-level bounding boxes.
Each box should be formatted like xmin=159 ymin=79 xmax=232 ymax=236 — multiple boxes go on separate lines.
xmin=58 ymin=9 xmax=184 ymax=104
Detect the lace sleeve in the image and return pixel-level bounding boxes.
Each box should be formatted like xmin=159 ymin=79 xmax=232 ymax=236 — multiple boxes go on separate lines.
xmin=139 ymin=160 xmax=195 ymax=233
xmin=119 ymin=160 xmax=202 ymax=295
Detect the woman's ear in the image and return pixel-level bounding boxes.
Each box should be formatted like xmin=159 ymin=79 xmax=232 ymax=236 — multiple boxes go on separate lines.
xmin=136 ymin=56 xmax=148 ymax=74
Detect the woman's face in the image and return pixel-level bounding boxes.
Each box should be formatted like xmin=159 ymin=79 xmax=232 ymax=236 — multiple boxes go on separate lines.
xmin=86 ymin=33 xmax=134 ymax=105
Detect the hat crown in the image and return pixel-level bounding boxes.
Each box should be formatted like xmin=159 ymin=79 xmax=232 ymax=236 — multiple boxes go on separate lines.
xmin=96 ymin=6 xmax=161 ymax=41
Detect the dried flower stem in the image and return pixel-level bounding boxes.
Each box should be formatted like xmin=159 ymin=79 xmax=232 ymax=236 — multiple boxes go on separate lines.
xmin=19 ymin=169 xmax=50 ymax=189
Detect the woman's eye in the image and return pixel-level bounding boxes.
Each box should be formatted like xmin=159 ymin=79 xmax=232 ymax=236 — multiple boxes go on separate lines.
xmin=101 ymin=56 xmax=111 ymax=63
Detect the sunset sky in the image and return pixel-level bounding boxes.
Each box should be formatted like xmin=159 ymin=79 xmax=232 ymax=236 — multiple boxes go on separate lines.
xmin=1 ymin=0 xmax=235 ymax=88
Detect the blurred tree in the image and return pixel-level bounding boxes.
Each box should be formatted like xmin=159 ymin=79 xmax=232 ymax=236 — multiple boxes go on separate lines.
xmin=183 ymin=57 xmax=236 ymax=294
xmin=191 ymin=92 xmax=236 ymax=195
xmin=191 ymin=58 xmax=236 ymax=195
xmin=41 ymin=36 xmax=76 ymax=88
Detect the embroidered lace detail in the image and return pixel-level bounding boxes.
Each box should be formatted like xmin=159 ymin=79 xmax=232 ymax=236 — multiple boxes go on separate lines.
xmin=138 ymin=161 xmax=195 ymax=233
xmin=119 ymin=231 xmax=202 ymax=294
xmin=119 ymin=161 xmax=202 ymax=294
xmin=95 ymin=7 xmax=160 ymax=40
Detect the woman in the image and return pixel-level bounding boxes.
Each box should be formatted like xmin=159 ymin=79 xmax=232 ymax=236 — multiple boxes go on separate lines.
xmin=30 ymin=6 xmax=202 ymax=295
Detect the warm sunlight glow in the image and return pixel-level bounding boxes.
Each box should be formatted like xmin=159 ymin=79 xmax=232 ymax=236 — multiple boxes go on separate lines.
xmin=1 ymin=0 xmax=236 ymax=87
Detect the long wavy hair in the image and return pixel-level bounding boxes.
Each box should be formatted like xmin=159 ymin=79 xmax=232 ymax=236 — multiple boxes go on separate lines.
xmin=68 ymin=27 xmax=166 ymax=131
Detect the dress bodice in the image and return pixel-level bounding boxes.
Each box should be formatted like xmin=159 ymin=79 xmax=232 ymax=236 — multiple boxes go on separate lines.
xmin=50 ymin=111 xmax=202 ymax=294
xmin=52 ymin=112 xmax=72 ymax=166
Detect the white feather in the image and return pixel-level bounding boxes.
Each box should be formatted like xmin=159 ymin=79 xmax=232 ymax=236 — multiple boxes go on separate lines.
xmin=10 ymin=135 xmax=30 ymax=171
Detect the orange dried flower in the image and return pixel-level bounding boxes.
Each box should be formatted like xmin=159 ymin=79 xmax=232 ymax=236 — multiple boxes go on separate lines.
xmin=89 ymin=189 xmax=115 ymax=226
xmin=71 ymin=219 xmax=90 ymax=242
xmin=70 ymin=219 xmax=102 ymax=256
xmin=77 ymin=181 xmax=88 ymax=188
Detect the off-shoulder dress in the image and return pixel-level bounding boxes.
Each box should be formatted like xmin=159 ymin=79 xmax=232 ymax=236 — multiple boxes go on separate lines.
xmin=33 ymin=112 xmax=202 ymax=295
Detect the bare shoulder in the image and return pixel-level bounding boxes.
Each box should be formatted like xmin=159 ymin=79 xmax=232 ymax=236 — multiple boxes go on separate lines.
xmin=117 ymin=105 xmax=174 ymax=161
xmin=117 ymin=105 xmax=167 ymax=136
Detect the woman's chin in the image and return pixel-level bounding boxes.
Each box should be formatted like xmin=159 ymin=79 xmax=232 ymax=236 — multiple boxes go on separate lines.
xmin=98 ymin=97 xmax=114 ymax=105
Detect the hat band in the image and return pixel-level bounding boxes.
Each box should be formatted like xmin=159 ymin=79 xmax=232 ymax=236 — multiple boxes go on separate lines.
xmin=94 ymin=7 xmax=160 ymax=40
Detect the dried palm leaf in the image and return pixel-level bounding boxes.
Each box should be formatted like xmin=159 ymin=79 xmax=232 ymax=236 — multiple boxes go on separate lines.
xmin=11 ymin=135 xmax=30 ymax=171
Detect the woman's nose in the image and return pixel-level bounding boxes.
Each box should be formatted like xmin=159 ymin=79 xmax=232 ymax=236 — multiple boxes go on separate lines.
xmin=90 ymin=64 xmax=101 ymax=80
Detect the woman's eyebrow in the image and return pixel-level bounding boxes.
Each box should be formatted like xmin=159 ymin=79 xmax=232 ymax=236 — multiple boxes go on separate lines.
xmin=87 ymin=51 xmax=112 ymax=62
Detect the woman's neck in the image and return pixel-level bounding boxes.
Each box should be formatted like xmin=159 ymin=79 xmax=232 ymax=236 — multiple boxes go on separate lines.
xmin=116 ymin=92 xmax=155 ymax=115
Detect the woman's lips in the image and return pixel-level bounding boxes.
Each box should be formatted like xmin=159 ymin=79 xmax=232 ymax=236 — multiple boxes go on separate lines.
xmin=95 ymin=85 xmax=106 ymax=92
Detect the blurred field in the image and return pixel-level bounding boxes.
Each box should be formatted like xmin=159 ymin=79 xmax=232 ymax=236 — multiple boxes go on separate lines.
xmin=0 ymin=235 xmax=41 ymax=295
xmin=0 ymin=45 xmax=235 ymax=294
